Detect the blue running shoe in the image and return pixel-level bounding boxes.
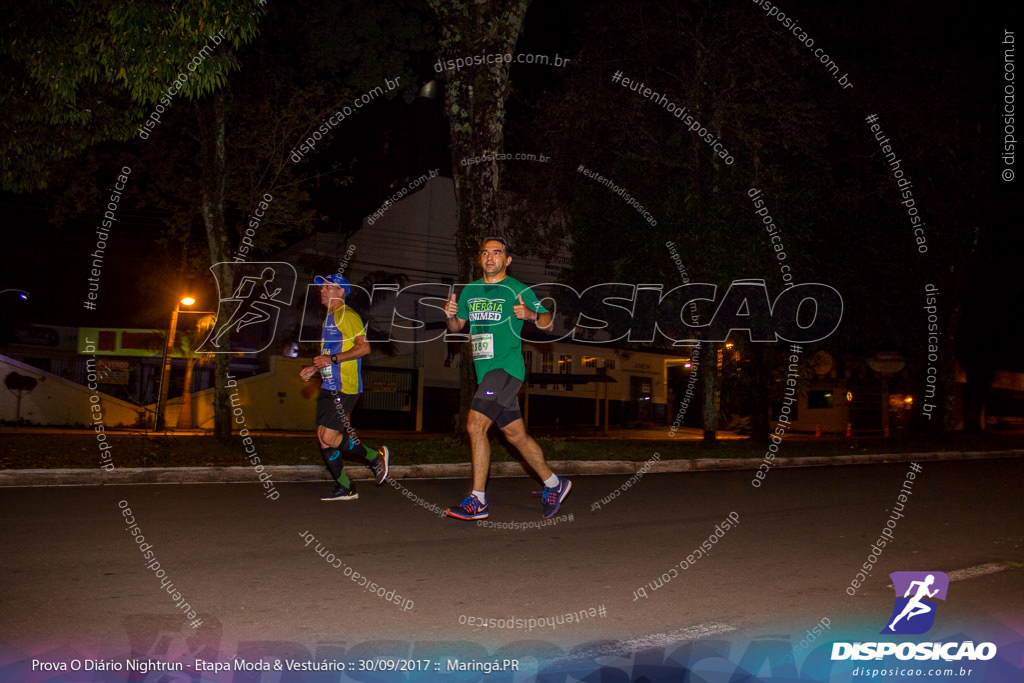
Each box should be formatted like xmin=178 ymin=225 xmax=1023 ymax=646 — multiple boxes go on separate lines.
xmin=541 ymin=478 xmax=572 ymax=518
xmin=446 ymin=495 xmax=489 ymax=520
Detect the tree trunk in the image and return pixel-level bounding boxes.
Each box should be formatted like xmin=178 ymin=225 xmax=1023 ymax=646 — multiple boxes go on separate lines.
xmin=701 ymin=342 xmax=719 ymax=443
xmin=197 ymin=92 xmax=233 ymax=441
xmin=961 ymin=361 xmax=994 ymax=433
xmin=748 ymin=343 xmax=770 ymax=441
xmin=427 ymin=0 xmax=532 ymax=434
xmin=937 ymin=226 xmax=979 ymax=433
xmin=940 ymin=289 xmax=962 ymax=433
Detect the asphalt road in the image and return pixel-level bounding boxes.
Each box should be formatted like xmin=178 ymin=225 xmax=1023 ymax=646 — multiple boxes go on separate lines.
xmin=2 ymin=458 xmax=1022 ymax=673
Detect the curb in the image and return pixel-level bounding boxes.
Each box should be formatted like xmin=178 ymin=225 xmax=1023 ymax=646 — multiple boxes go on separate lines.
xmin=0 ymin=450 xmax=1021 ymax=487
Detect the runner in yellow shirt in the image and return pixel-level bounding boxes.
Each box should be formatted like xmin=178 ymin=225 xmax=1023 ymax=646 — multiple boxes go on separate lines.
xmin=299 ymin=274 xmax=389 ymax=500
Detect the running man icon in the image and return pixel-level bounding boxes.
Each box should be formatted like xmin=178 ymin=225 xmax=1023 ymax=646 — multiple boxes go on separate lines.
xmin=888 ymin=574 xmax=938 ymax=630
xmin=210 ymin=267 xmax=286 ymax=348
xmin=881 ymin=571 xmax=949 ymax=635
xmin=197 ymin=261 xmax=297 ymax=354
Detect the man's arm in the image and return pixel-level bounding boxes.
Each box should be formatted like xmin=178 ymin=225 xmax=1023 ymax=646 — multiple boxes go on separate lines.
xmin=535 ymin=311 xmax=553 ymax=331
xmin=514 ymin=294 xmax=553 ymax=331
xmin=312 ymin=335 xmax=370 ymax=368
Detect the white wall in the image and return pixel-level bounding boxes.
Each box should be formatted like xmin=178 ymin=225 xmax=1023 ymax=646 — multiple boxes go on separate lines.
xmin=165 ymin=356 xmax=316 ymax=431
xmin=1 ymin=355 xmax=143 ymax=427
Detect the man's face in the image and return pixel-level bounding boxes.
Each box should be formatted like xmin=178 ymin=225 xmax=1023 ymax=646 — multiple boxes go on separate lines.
xmin=479 ymin=240 xmax=511 ymax=278
xmin=319 ymin=284 xmax=344 ymax=309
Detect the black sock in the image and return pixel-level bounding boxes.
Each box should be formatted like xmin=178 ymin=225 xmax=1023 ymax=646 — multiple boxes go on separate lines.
xmin=320 ymin=446 xmax=344 ymax=482
xmin=340 ymin=436 xmax=371 ymax=461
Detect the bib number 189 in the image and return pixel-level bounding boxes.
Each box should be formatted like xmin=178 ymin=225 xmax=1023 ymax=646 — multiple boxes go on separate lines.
xmin=471 ymin=333 xmax=494 ymax=360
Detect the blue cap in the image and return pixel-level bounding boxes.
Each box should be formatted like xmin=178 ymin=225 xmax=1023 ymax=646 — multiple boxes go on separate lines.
xmin=314 ymin=274 xmax=351 ymax=296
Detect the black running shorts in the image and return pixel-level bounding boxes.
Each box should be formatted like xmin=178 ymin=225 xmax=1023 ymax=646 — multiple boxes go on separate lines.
xmin=470 ymin=369 xmax=523 ymax=428
xmin=317 ymin=389 xmax=358 ymax=432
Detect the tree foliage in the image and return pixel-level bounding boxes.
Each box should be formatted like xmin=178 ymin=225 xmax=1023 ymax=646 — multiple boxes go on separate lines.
xmin=1 ymin=0 xmax=264 ymax=192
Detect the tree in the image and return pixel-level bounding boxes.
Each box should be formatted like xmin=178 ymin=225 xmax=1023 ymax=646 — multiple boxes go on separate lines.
xmin=4 ymin=372 xmax=38 ymax=428
xmin=3 ymin=0 xmax=263 ymax=438
xmin=505 ymin=0 xmax=839 ymax=441
xmin=425 ymin=0 xmax=532 ymax=430
xmin=1 ymin=0 xmax=263 ymax=193
xmin=5 ymin=0 xmax=433 ymax=438
xmin=158 ymin=0 xmax=432 ymax=437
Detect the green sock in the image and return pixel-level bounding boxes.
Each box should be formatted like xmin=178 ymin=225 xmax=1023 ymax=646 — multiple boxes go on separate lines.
xmin=349 ymin=442 xmax=371 ymax=460
xmin=336 ymin=470 xmax=351 ymax=488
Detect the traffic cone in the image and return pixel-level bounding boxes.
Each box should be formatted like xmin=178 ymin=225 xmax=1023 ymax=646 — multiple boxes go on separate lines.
xmin=846 ymin=423 xmax=852 ymax=437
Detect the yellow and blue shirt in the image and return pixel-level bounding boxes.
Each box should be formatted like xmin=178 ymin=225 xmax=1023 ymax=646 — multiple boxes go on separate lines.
xmin=319 ymin=305 xmax=366 ymax=393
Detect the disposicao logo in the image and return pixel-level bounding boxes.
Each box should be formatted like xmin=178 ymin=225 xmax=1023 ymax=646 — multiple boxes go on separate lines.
xmin=831 ymin=571 xmax=997 ymax=663
xmin=881 ymin=571 xmax=949 ymax=635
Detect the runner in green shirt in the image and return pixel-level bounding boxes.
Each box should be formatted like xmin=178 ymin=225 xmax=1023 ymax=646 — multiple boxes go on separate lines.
xmin=443 ymin=237 xmax=572 ymax=520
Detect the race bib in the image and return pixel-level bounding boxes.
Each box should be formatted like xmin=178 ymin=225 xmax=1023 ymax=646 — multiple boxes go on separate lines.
xmin=319 ymin=365 xmax=334 ymax=381
xmin=471 ymin=333 xmax=494 ymax=360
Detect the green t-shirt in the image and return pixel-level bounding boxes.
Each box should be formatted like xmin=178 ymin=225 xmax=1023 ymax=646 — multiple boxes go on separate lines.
xmin=457 ymin=276 xmax=549 ymax=382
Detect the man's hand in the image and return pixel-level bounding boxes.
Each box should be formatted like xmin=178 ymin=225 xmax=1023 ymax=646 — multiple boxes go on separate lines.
xmin=299 ymin=365 xmax=318 ymax=382
xmin=445 ymin=290 xmax=467 ymax=333
xmin=444 ymin=291 xmax=459 ymax=319
xmin=312 ymin=354 xmax=332 ymax=369
xmin=514 ymin=294 xmax=536 ymax=321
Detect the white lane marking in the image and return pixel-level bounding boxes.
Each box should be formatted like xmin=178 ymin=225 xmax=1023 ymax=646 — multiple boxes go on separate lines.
xmin=885 ymin=562 xmax=1010 ymax=589
xmin=562 ymin=622 xmax=737 ymax=661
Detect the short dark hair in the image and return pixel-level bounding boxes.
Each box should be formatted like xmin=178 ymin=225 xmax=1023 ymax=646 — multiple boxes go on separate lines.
xmin=480 ymin=235 xmax=511 ymax=255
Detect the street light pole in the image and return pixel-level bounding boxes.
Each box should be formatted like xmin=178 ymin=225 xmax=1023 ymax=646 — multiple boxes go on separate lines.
xmin=154 ymin=298 xmax=194 ymax=431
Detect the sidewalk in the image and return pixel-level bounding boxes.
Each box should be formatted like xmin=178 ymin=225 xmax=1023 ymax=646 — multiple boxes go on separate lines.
xmin=2 ymin=449 xmax=1020 ymax=487
xmin=0 ymin=425 xmax=737 ymax=440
